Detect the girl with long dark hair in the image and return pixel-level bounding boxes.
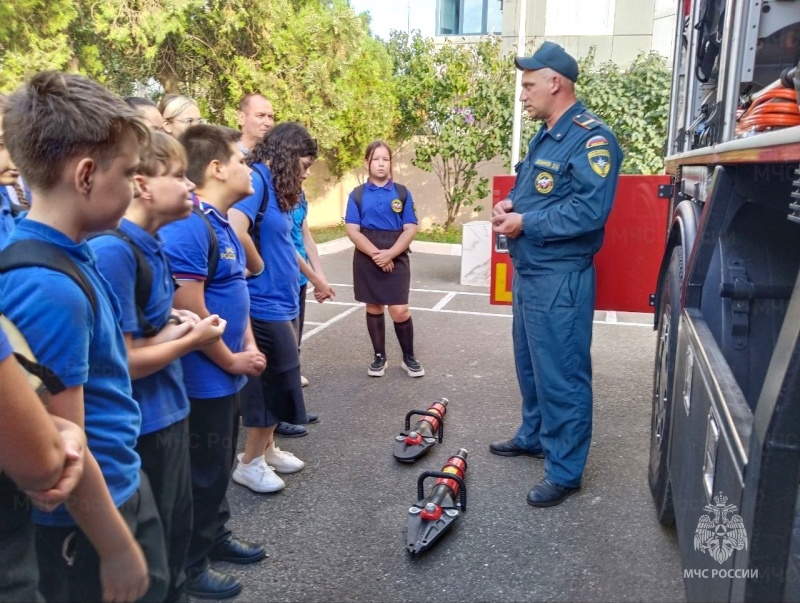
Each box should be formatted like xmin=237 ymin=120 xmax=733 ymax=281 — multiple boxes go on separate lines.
xmin=228 ymin=122 xmax=324 ymax=492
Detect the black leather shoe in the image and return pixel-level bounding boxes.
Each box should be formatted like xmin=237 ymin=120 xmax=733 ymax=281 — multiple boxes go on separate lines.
xmin=209 ymin=537 xmax=266 ymax=564
xmin=185 ymin=567 xmax=242 ymax=600
xmin=275 ymin=422 xmax=308 ymax=437
xmin=489 ymin=439 xmax=545 ymax=458
xmin=526 ymin=478 xmax=580 ymax=508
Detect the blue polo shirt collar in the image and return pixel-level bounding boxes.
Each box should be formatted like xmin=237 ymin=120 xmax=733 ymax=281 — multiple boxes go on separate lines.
xmin=119 ymin=218 xmax=161 ymax=253
xmin=199 ymin=201 xmax=231 ymax=225
xmin=542 ymin=101 xmax=585 ymax=142
xmin=0 ymin=188 xmax=12 ymax=214
xmin=365 ymin=180 xmax=394 ymax=192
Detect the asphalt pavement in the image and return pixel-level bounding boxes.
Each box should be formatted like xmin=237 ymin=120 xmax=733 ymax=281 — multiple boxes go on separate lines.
xmin=213 ymin=250 xmax=685 ymax=603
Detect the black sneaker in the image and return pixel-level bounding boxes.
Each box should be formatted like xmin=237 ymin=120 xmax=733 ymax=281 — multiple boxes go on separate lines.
xmin=402 ymin=355 xmax=425 ymax=377
xmin=368 ymin=354 xmax=387 ymax=377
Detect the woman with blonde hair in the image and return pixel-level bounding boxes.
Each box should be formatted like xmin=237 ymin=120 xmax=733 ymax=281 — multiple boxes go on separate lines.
xmin=158 ymin=94 xmax=205 ymax=138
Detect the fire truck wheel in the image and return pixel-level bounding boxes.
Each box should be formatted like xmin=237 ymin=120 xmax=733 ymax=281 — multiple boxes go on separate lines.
xmin=649 ymin=246 xmax=683 ymax=527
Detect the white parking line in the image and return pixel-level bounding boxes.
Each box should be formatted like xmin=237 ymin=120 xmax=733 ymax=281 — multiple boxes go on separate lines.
xmin=328 ymin=283 xmax=489 ymax=297
xmin=301 ymin=305 xmax=362 ymax=342
xmin=304 ymin=321 xmax=325 ymax=326
xmin=302 ymin=285 xmax=652 ymax=342
xmin=432 ymin=292 xmax=458 ymax=311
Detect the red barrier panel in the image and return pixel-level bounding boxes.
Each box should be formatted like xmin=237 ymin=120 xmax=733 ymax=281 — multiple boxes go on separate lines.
xmin=490 ymin=174 xmax=670 ymax=313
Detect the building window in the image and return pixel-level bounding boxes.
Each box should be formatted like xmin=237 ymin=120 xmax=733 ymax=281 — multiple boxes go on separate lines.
xmin=437 ymin=0 xmax=503 ymax=36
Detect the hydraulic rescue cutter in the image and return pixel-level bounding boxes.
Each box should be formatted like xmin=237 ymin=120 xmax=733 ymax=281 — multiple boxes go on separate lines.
xmin=406 ymin=448 xmax=468 ymax=556
xmin=393 ymin=398 xmax=448 ymax=463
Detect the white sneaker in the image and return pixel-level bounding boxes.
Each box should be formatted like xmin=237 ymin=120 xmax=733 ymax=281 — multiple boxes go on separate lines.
xmin=263 ymin=443 xmax=305 ymax=474
xmin=232 ymin=453 xmax=285 ymax=493
xmin=300 ymin=375 xmax=309 ymax=387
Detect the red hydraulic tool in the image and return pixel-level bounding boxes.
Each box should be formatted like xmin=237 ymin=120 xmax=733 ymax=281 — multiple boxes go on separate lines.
xmin=406 ymin=448 xmax=468 ymax=556
xmin=393 ymin=398 xmax=448 ymax=463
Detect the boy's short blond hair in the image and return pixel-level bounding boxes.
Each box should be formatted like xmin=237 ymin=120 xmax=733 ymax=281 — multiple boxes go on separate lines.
xmin=2 ymin=71 xmax=149 ymax=191
xmin=138 ymin=131 xmax=187 ymax=177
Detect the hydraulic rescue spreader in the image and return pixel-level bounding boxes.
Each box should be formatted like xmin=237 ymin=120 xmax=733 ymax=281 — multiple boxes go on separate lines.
xmin=393 ymin=398 xmax=448 ymax=463
xmin=406 ymin=448 xmax=468 ymax=556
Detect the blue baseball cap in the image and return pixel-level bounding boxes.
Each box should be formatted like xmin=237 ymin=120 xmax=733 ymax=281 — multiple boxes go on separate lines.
xmin=515 ymin=41 xmax=579 ymax=82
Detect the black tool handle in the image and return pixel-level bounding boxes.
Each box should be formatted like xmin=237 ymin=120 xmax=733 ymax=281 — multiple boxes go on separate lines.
xmin=404 ymin=410 xmax=444 ymax=443
xmin=416 ymin=471 xmax=467 ymax=512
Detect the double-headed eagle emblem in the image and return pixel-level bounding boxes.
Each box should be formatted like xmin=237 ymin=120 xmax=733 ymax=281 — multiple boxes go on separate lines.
xmin=694 ymin=493 xmax=748 ymax=564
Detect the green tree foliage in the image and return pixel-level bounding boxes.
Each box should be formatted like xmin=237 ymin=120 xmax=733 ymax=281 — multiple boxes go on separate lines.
xmin=0 ymin=0 xmax=76 ymax=90
xmin=519 ymin=49 xmax=671 ymax=175
xmin=578 ymin=50 xmax=671 ymax=174
xmin=0 ymin=0 xmax=396 ymax=177
xmin=389 ymin=31 xmax=513 ymax=230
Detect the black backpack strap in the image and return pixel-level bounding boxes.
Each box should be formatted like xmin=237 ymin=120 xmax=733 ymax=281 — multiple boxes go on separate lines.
xmin=191 ymin=206 xmax=219 ymax=288
xmin=353 ymin=184 xmax=366 ymax=220
xmin=0 ymin=240 xmax=95 ymax=395
xmin=0 ymin=240 xmax=97 ymax=315
xmin=89 ymin=230 xmax=158 ymax=337
xmin=395 ymin=183 xmax=408 ymax=212
xmin=249 ymin=166 xmax=270 ymax=253
xmin=0 ymin=314 xmax=67 ymax=395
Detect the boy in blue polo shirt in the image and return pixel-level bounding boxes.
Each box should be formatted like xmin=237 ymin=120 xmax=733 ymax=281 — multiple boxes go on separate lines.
xmin=0 ymin=93 xmax=20 ymax=248
xmin=0 ymin=72 xmax=166 ymax=602
xmin=160 ymin=124 xmax=267 ymax=600
xmin=90 ymin=131 xmax=227 ymax=603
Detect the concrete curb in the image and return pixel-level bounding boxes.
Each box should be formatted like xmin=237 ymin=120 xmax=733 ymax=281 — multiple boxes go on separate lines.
xmin=316 ymin=237 xmax=354 ymax=255
xmin=410 ymin=241 xmax=463 ymax=256
xmin=316 ymin=237 xmax=463 ymax=257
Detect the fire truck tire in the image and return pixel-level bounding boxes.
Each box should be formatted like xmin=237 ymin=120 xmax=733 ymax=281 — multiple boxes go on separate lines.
xmin=649 ymin=246 xmax=683 ymax=527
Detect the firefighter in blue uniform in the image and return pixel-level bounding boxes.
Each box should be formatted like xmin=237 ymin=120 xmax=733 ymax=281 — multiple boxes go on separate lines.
xmin=490 ymin=42 xmax=623 ymax=507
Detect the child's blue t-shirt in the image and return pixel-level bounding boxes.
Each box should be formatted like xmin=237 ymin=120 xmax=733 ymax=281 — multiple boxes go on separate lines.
xmin=0 ymin=188 xmax=17 ymax=249
xmin=89 ymin=218 xmax=190 ymax=435
xmin=160 ymin=203 xmax=249 ymax=399
xmin=291 ymin=194 xmax=309 ymax=287
xmin=344 ymin=180 xmax=418 ymax=231
xmin=0 ymin=327 xmax=11 ymax=361
xmin=234 ymin=163 xmax=300 ymax=321
xmin=0 ymin=219 xmax=141 ymax=527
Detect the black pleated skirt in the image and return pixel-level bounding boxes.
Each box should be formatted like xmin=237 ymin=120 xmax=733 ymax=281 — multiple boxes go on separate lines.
xmin=353 ymin=228 xmax=410 ymax=305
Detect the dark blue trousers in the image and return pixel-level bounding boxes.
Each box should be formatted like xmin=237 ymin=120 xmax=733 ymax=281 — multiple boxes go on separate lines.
xmin=138 ymin=418 xmax=193 ymax=603
xmin=511 ymin=266 xmax=595 ymax=488
xmin=185 ymin=393 xmax=239 ymax=572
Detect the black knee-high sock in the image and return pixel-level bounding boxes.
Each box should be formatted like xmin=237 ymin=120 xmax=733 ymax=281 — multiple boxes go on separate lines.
xmin=366 ymin=312 xmax=385 ymax=356
xmin=394 ymin=317 xmax=414 ymax=358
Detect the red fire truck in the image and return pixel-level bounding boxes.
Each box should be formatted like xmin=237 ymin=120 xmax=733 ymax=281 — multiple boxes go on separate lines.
xmin=649 ymin=0 xmax=800 ymax=600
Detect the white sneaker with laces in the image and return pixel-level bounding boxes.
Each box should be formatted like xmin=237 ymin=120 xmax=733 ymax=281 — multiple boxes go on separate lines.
xmin=264 ymin=443 xmax=305 ymax=474
xmin=232 ymin=453 xmax=285 ymax=493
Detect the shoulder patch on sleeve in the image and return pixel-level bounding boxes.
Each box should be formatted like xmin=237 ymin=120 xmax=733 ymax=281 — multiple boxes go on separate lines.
xmin=587 ymin=149 xmax=612 ymax=178
xmin=573 ymin=114 xmax=601 ymax=130
xmin=586 ymin=135 xmax=609 ymax=149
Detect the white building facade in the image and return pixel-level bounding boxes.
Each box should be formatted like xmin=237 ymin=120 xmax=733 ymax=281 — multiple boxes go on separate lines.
xmin=434 ymin=0 xmax=677 ymax=64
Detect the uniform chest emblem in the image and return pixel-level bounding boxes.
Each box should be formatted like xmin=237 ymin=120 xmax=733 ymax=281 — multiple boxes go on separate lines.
xmin=534 ymin=172 xmax=555 ymax=194
xmin=391 ymin=199 xmax=403 ymax=213
xmin=588 ymin=149 xmax=611 ymax=178
xmin=220 ymin=246 xmax=236 ymax=260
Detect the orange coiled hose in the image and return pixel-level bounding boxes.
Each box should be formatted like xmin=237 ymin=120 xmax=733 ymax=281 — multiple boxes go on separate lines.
xmin=735 ymin=88 xmax=800 ymax=136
